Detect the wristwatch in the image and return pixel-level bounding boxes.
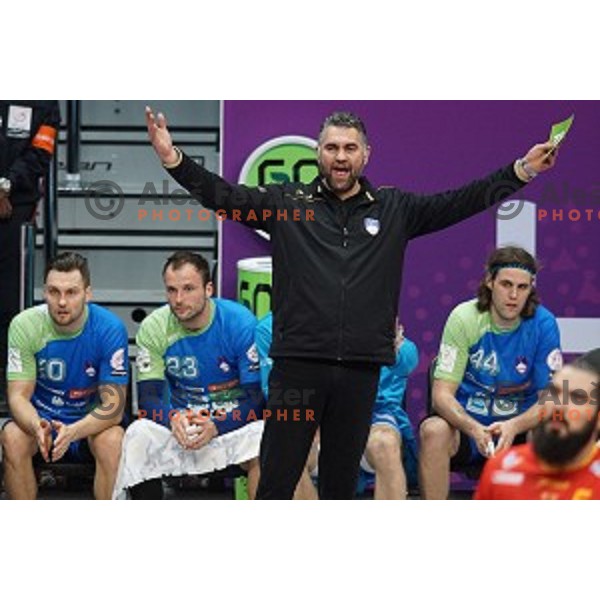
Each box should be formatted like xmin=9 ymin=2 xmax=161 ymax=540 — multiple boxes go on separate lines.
xmin=0 ymin=177 xmax=11 ymax=194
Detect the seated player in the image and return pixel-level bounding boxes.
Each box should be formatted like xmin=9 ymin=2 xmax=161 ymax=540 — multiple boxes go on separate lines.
xmin=256 ymin=313 xmax=419 ymax=499
xmin=113 ymin=251 xmax=264 ymax=500
xmin=475 ymin=349 xmax=600 ymax=500
xmin=1 ymin=252 xmax=128 ymax=499
xmin=419 ymin=246 xmax=563 ymax=499
xmin=359 ymin=324 xmax=419 ymax=499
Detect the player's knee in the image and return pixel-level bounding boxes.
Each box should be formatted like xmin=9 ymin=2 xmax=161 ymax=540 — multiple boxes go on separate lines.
xmin=1 ymin=423 xmax=34 ymax=462
xmin=419 ymin=417 xmax=453 ymax=451
xmin=90 ymin=426 xmax=124 ymax=464
xmin=367 ymin=429 xmax=400 ymax=467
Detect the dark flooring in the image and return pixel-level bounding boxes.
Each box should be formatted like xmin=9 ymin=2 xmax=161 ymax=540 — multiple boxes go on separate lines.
xmin=0 ymin=475 xmax=474 ymax=500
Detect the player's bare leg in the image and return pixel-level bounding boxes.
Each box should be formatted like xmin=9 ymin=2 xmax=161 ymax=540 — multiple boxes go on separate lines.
xmin=365 ymin=425 xmax=406 ymax=500
xmin=418 ymin=417 xmax=459 ymax=499
xmin=89 ymin=425 xmax=124 ymax=500
xmin=1 ymin=422 xmax=39 ymax=499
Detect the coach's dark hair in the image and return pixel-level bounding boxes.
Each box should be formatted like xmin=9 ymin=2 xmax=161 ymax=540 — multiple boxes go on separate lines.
xmin=162 ymin=251 xmax=211 ymax=285
xmin=319 ymin=111 xmax=368 ymax=146
xmin=476 ymin=246 xmax=540 ymax=318
xmin=45 ymin=252 xmax=91 ymax=287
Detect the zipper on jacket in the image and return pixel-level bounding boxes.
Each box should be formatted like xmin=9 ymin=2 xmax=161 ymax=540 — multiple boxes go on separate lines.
xmin=337 ymin=213 xmax=351 ymax=358
xmin=335 ymin=194 xmax=367 ymax=358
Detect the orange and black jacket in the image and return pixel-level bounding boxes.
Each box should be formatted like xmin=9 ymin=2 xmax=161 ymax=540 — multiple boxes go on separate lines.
xmin=1 ymin=100 xmax=60 ymax=208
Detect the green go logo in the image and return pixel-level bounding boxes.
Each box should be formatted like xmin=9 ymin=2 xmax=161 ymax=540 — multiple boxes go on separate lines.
xmin=238 ymin=136 xmax=319 ymax=187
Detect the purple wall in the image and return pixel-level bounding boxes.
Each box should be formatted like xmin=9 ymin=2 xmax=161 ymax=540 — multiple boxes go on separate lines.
xmin=221 ymin=101 xmax=600 ymax=423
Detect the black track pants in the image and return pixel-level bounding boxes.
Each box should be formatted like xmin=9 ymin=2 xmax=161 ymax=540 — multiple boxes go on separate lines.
xmin=256 ymin=358 xmax=380 ymax=500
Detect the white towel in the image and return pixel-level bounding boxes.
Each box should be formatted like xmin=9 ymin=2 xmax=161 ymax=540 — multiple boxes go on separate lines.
xmin=113 ymin=419 xmax=264 ymax=499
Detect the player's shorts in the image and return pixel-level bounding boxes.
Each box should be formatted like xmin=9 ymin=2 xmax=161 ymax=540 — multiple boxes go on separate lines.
xmin=451 ymin=429 xmax=528 ymax=471
xmin=113 ymin=418 xmax=264 ymax=499
xmin=1 ymin=418 xmax=93 ymax=464
xmin=358 ymin=404 xmax=418 ymax=492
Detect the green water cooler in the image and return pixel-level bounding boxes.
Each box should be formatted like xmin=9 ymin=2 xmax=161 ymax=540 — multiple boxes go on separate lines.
xmin=234 ymin=257 xmax=272 ymax=499
xmin=237 ymin=257 xmax=273 ymax=319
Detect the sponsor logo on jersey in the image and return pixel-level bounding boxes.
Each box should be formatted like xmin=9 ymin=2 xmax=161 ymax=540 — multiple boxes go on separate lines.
xmin=207 ymin=378 xmax=240 ymax=393
xmin=69 ymin=386 xmax=97 ymax=399
xmin=85 ymin=362 xmax=97 ymax=378
xmin=547 ymin=348 xmax=563 ymax=372
xmin=515 ymin=356 xmax=528 ymax=375
xmin=466 ymin=395 xmax=490 ymax=417
xmin=492 ymin=398 xmax=518 ymax=418
xmin=51 ymin=395 xmax=65 ymax=407
xmin=212 ymin=399 xmax=240 ymax=414
xmin=218 ymin=357 xmax=231 ymax=373
xmin=246 ymin=343 xmax=259 ymax=365
xmin=136 ymin=347 xmax=152 ymax=374
xmin=438 ymin=343 xmax=458 ymax=373
xmin=7 ymin=347 xmax=23 ymax=373
xmin=491 ymin=470 xmax=525 ymax=486
xmin=501 ymin=450 xmax=522 ymax=470
xmin=110 ymin=348 xmax=127 ymax=375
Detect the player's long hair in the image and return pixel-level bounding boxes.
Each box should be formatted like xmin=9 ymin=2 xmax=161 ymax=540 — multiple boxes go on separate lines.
xmin=476 ymin=246 xmax=540 ymax=318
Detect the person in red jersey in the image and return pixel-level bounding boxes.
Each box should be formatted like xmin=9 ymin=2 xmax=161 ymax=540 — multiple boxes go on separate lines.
xmin=475 ymin=348 xmax=600 ymax=500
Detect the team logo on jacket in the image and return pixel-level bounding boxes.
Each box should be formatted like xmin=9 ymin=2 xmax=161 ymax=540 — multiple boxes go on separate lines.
xmin=364 ymin=217 xmax=380 ymax=236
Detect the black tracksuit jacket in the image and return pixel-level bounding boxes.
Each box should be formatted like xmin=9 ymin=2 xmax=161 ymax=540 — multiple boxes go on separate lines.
xmin=167 ymin=153 xmax=525 ymax=365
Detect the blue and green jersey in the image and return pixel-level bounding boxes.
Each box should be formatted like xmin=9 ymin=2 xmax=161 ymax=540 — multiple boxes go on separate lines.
xmin=7 ymin=303 xmax=129 ymax=424
xmin=435 ymin=300 xmax=562 ymax=426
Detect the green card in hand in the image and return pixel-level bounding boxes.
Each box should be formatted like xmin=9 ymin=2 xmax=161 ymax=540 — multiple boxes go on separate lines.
xmin=549 ymin=114 xmax=574 ymax=147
